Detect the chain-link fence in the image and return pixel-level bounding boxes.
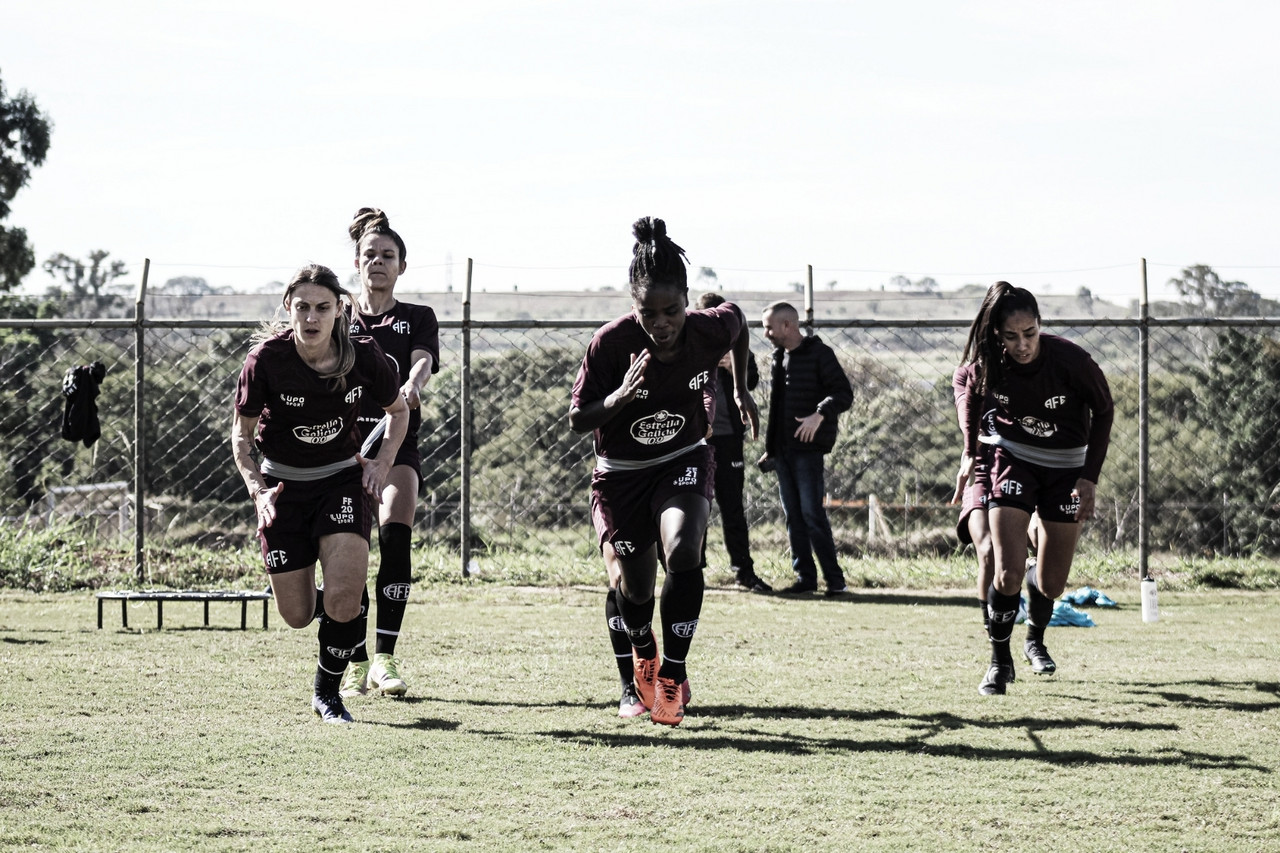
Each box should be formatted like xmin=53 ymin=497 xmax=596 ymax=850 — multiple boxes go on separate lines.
xmin=4 ymin=287 xmax=1280 ymax=581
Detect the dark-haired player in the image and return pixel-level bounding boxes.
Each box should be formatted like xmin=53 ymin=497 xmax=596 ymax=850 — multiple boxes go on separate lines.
xmin=232 ymin=264 xmax=408 ymax=723
xmin=337 ymin=208 xmax=440 ymax=700
xmin=570 ymin=216 xmax=758 ymax=726
xmin=957 ymin=282 xmax=1113 ymax=696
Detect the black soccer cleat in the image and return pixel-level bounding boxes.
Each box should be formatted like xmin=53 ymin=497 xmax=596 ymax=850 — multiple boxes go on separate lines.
xmin=1023 ymin=640 xmax=1057 ymax=675
xmin=312 ymin=692 xmax=354 ymax=724
xmin=978 ymin=663 xmax=1016 ymax=696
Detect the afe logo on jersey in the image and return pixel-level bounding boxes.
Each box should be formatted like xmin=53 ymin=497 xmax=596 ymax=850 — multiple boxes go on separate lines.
xmin=264 ymin=550 xmax=289 ymax=569
xmin=631 ymin=410 xmax=685 ymax=445
xmin=294 ymin=418 xmax=343 ymax=444
xmin=281 ymin=394 xmax=305 ymax=407
xmin=345 ymin=387 xmax=363 ymax=404
xmin=393 ymin=320 xmax=411 ymax=334
xmin=613 ymin=540 xmax=636 ymax=556
xmin=999 ymin=480 xmax=1024 ymax=495
xmin=688 ymin=370 xmax=710 ymax=391
xmin=1017 ymin=416 xmax=1056 ymax=439
xmin=1044 ymin=395 xmax=1067 ymax=409
xmin=382 ymin=583 xmax=411 ymax=601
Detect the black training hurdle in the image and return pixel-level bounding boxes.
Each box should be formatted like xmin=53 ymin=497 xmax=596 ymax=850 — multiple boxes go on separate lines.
xmin=96 ymin=590 xmax=273 ymax=630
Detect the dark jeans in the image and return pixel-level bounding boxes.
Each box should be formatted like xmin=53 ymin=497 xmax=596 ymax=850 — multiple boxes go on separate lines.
xmin=775 ymin=449 xmax=844 ymax=587
xmin=708 ymin=435 xmax=753 ymax=573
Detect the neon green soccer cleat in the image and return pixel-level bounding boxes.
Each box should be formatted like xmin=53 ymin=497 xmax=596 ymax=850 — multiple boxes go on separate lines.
xmin=369 ymin=653 xmax=408 ymax=696
xmin=339 ymin=659 xmax=370 ymax=699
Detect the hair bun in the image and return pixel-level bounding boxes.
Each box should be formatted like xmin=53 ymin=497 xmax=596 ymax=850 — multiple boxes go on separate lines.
xmin=634 ymin=216 xmax=671 ymax=242
xmin=349 ymin=207 xmax=390 ymax=242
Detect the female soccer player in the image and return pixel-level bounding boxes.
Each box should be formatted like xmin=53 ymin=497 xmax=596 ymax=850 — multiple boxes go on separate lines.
xmin=952 ymin=362 xmax=1041 ymax=631
xmin=337 ymin=208 xmax=440 ymax=700
xmin=570 ymin=216 xmax=757 ymax=726
xmin=957 ymin=282 xmax=1113 ymax=696
xmin=232 ymin=264 xmax=409 ymax=723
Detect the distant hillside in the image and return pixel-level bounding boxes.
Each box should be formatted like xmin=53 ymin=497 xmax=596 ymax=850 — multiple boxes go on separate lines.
xmin=146 ymin=286 xmax=1134 ymax=323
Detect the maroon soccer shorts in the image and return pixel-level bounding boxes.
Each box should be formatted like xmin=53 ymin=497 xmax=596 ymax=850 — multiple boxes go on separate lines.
xmin=590 ymin=445 xmax=716 ymax=558
xmin=987 ymin=445 xmax=1081 ymax=524
xmin=257 ymin=465 xmax=373 ymax=574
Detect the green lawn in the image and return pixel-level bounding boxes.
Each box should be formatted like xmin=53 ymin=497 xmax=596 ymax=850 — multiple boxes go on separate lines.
xmin=1 ymin=585 xmax=1277 ymax=851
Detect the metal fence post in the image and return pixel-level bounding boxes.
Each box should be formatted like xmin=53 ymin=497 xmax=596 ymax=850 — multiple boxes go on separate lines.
xmin=460 ymin=258 xmax=473 ymax=578
xmin=134 ymin=259 xmax=149 ymax=583
xmin=1138 ymin=259 xmax=1150 ymax=581
xmin=805 ymin=264 xmax=814 ymax=334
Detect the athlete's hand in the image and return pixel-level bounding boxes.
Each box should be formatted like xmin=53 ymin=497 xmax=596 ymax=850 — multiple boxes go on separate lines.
xmin=400 ymin=383 xmax=421 ymax=409
xmin=793 ymin=412 xmax=823 ymax=443
xmin=254 ymin=482 xmax=283 ymax=532
xmin=950 ymin=454 xmax=976 ymax=505
xmin=606 ymin=351 xmax=650 ymax=409
xmin=1072 ymin=478 xmax=1097 ymax=521
xmin=736 ymin=389 xmax=760 ymax=440
xmin=358 ymin=454 xmax=391 ymax=504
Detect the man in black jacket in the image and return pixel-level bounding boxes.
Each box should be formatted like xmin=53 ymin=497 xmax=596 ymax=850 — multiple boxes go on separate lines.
xmin=761 ymin=302 xmax=853 ymax=596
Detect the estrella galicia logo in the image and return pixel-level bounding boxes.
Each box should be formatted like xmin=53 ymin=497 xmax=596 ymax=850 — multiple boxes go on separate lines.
xmin=294 ymin=418 xmax=343 ymax=444
xmin=1017 ymin=415 xmax=1056 ymax=439
xmin=382 ymin=583 xmax=411 ymax=601
xmin=671 ymin=619 xmax=698 ymax=638
xmin=631 ymin=410 xmax=685 ymax=445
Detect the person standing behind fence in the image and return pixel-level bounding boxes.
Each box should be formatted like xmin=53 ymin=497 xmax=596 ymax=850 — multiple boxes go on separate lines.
xmin=697 ymin=291 xmax=770 ymax=593
xmin=957 ymin=281 xmax=1113 ymax=696
xmin=231 ymin=264 xmax=408 ymax=723
xmin=337 ymin=208 xmax=440 ymax=701
xmin=570 ymin=216 xmax=758 ymax=726
xmin=760 ymin=302 xmax=853 ymax=597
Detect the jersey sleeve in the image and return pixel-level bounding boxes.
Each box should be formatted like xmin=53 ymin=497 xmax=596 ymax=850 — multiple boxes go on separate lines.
xmin=411 ymin=305 xmax=441 ymax=374
xmin=365 ymin=339 xmax=402 ymax=410
xmin=234 ymin=344 xmax=266 ymax=418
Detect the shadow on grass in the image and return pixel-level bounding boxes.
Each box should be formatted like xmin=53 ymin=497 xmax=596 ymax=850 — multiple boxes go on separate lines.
xmin=1 ymin=635 xmax=48 ymax=645
xmin=437 ymin=691 xmax=1271 ymax=772
xmin=1123 ymin=679 xmax=1280 ymax=713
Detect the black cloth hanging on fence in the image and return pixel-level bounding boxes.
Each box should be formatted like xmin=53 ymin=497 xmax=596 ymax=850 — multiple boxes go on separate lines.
xmin=61 ymin=361 xmax=107 ymax=447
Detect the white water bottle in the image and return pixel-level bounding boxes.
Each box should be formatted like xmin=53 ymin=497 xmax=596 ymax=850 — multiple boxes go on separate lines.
xmin=1140 ymin=577 xmax=1159 ymax=623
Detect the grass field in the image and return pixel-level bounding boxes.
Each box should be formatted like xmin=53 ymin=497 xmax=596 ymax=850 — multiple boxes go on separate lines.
xmin=2 ymin=583 xmax=1278 ymax=851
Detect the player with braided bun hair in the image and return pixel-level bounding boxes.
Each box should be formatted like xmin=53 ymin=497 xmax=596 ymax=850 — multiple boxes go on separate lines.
xmin=957 ymin=281 xmax=1113 ymax=696
xmin=232 ymin=264 xmax=409 ymax=723
xmin=571 ymin=216 xmax=758 ymax=726
xmin=337 ymin=208 xmax=440 ymax=701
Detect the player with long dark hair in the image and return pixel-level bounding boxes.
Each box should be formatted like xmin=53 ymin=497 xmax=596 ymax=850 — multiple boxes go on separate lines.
xmin=957 ymin=281 xmax=1113 ymax=695
xmin=337 ymin=208 xmax=440 ymax=700
xmin=570 ymin=216 xmax=758 ymax=726
xmin=231 ymin=264 xmax=409 ymax=723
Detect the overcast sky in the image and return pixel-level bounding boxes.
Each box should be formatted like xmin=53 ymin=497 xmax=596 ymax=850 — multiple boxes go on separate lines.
xmin=3 ymin=1 xmax=1279 ymax=305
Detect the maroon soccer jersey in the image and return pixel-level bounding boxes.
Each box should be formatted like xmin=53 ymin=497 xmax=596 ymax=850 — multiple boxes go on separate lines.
xmin=572 ymin=303 xmax=743 ymax=463
xmin=349 ymin=301 xmax=440 ymax=437
xmin=971 ymin=334 xmax=1113 ymax=484
xmin=235 ymin=331 xmax=400 ymax=468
